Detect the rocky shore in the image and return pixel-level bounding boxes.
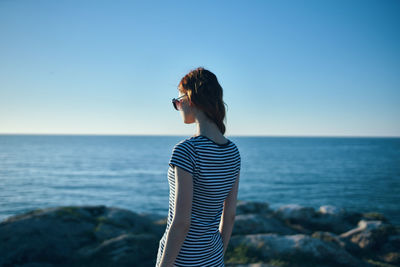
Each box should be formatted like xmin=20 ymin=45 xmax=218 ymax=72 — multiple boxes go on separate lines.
xmin=0 ymin=201 xmax=399 ymax=267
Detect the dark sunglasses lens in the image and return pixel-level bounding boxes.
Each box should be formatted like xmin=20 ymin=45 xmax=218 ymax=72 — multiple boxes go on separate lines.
xmin=172 ymin=100 xmax=178 ymax=110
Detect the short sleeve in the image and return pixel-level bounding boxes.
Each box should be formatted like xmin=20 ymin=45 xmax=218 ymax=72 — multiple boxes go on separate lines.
xmin=235 ymin=145 xmax=241 ymax=172
xmin=169 ymin=140 xmax=196 ymax=175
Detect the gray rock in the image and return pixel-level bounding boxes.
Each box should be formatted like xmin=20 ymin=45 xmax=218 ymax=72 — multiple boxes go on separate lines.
xmin=233 ymin=214 xmax=296 ymax=235
xmin=312 ymin=211 xmax=359 ymax=234
xmin=387 ymin=234 xmax=400 ymax=249
xmin=381 ymin=251 xmax=400 ymax=265
xmin=312 ymin=231 xmax=347 ymax=248
xmin=311 ymin=231 xmax=361 ymax=254
xmin=236 ymin=201 xmax=272 ymax=215
xmin=361 ymin=211 xmax=391 ymax=223
xmin=274 ymin=204 xmax=316 ymax=221
xmin=340 ymin=219 xmax=396 ymax=250
xmin=274 ymin=204 xmax=361 ymax=234
xmin=1 ymin=200 xmax=398 ymax=267
xmin=229 ymin=233 xmax=370 ymax=267
xmin=318 ymin=205 xmax=345 ymax=216
xmin=76 ymin=233 xmax=158 ymax=266
xmin=0 ymin=205 xmax=161 ymax=267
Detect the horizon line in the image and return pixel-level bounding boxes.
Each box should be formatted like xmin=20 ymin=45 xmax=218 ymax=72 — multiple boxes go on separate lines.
xmin=0 ymin=133 xmax=399 ymax=138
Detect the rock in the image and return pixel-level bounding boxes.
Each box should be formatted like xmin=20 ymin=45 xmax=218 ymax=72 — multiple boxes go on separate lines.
xmin=226 ymin=264 xmax=277 ymax=267
xmin=1 ymin=200 xmax=398 ymax=267
xmin=274 ymin=204 xmax=316 ymax=222
xmin=92 ymin=207 xmax=164 ymax=241
xmin=381 ymin=251 xmax=400 ymax=265
xmin=361 ymin=211 xmax=390 ymax=223
xmin=12 ymin=263 xmax=56 ymax=267
xmin=340 ymin=219 xmax=396 ymax=250
xmin=274 ymin=204 xmax=363 ymax=234
xmin=313 ymin=207 xmax=362 ymax=234
xmin=76 ymin=233 xmax=158 ymax=266
xmin=228 ymin=233 xmax=370 ymax=267
xmin=0 ymin=205 xmax=161 ymax=267
xmin=387 ymin=234 xmax=400 ymax=250
xmin=236 ymin=201 xmax=272 ymax=215
xmin=272 ymin=204 xmax=319 ymax=234
xmin=311 ymin=231 xmax=361 ymax=254
xmin=312 ymin=231 xmax=347 ymax=248
xmin=319 ymin=205 xmax=346 ymax=216
xmin=233 ymin=214 xmax=296 ymax=235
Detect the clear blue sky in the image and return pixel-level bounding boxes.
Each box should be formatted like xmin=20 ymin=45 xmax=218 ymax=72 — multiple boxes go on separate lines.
xmin=1 ymin=0 xmax=399 ymax=137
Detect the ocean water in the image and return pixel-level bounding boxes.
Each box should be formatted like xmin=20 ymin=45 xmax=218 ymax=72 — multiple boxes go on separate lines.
xmin=0 ymin=134 xmax=399 ymax=226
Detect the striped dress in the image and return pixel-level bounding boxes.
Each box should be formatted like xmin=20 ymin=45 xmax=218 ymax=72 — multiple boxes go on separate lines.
xmin=156 ymin=135 xmax=241 ymax=267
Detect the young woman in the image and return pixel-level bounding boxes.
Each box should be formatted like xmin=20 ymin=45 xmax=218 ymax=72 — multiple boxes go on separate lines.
xmin=156 ymin=67 xmax=241 ymax=267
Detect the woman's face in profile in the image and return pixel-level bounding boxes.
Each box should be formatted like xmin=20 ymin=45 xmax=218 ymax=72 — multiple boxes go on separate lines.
xmin=178 ymin=91 xmax=196 ymax=124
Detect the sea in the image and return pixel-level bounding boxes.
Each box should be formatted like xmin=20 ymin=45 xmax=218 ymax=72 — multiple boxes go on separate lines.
xmin=0 ymin=134 xmax=399 ymax=226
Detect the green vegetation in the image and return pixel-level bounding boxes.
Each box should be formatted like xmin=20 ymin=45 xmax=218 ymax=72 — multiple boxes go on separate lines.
xmin=266 ymin=259 xmax=291 ymax=266
xmin=365 ymin=258 xmax=399 ymax=267
xmin=55 ymin=206 xmax=81 ymax=217
xmin=224 ymin=243 xmax=261 ymax=264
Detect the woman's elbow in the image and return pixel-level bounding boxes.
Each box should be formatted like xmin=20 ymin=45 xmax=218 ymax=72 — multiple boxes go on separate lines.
xmin=224 ymin=210 xmax=236 ymax=222
xmin=229 ymin=213 xmax=236 ymax=222
xmin=172 ymin=218 xmax=191 ymax=232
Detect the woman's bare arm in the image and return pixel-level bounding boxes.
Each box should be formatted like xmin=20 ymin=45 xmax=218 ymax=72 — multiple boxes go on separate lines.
xmin=219 ymin=171 xmax=240 ymax=255
xmin=159 ymin=166 xmax=193 ymax=267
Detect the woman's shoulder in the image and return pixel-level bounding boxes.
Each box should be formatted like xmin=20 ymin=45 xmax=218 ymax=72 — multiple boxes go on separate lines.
xmin=172 ymin=137 xmax=196 ymax=153
xmin=188 ymin=135 xmax=240 ymax=152
xmin=174 ymin=136 xmax=241 ymax=164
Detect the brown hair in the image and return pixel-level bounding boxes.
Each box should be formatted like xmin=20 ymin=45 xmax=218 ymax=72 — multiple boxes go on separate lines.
xmin=178 ymin=67 xmax=227 ymax=135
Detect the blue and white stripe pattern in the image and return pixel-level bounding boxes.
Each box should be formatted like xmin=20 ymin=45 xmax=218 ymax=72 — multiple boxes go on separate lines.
xmin=156 ymin=135 xmax=241 ymax=267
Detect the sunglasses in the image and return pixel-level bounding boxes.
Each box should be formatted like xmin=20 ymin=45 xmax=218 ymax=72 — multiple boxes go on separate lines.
xmin=172 ymin=94 xmax=187 ymax=111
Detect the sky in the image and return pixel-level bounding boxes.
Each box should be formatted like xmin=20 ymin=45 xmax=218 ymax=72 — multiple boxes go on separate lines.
xmin=0 ymin=0 xmax=399 ymax=137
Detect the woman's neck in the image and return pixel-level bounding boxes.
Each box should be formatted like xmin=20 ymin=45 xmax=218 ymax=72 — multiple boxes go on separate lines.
xmin=193 ymin=109 xmax=225 ymax=141
xmin=194 ymin=120 xmax=225 ymax=142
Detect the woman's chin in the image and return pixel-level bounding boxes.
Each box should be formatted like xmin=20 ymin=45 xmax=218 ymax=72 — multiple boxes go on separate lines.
xmin=183 ymin=119 xmax=195 ymax=124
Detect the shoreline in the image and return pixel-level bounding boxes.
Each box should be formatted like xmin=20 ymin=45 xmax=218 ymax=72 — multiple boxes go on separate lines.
xmin=1 ymin=200 xmax=399 ymax=266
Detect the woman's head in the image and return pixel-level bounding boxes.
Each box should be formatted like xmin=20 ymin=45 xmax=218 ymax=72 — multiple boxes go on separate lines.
xmin=177 ymin=67 xmax=227 ymax=135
